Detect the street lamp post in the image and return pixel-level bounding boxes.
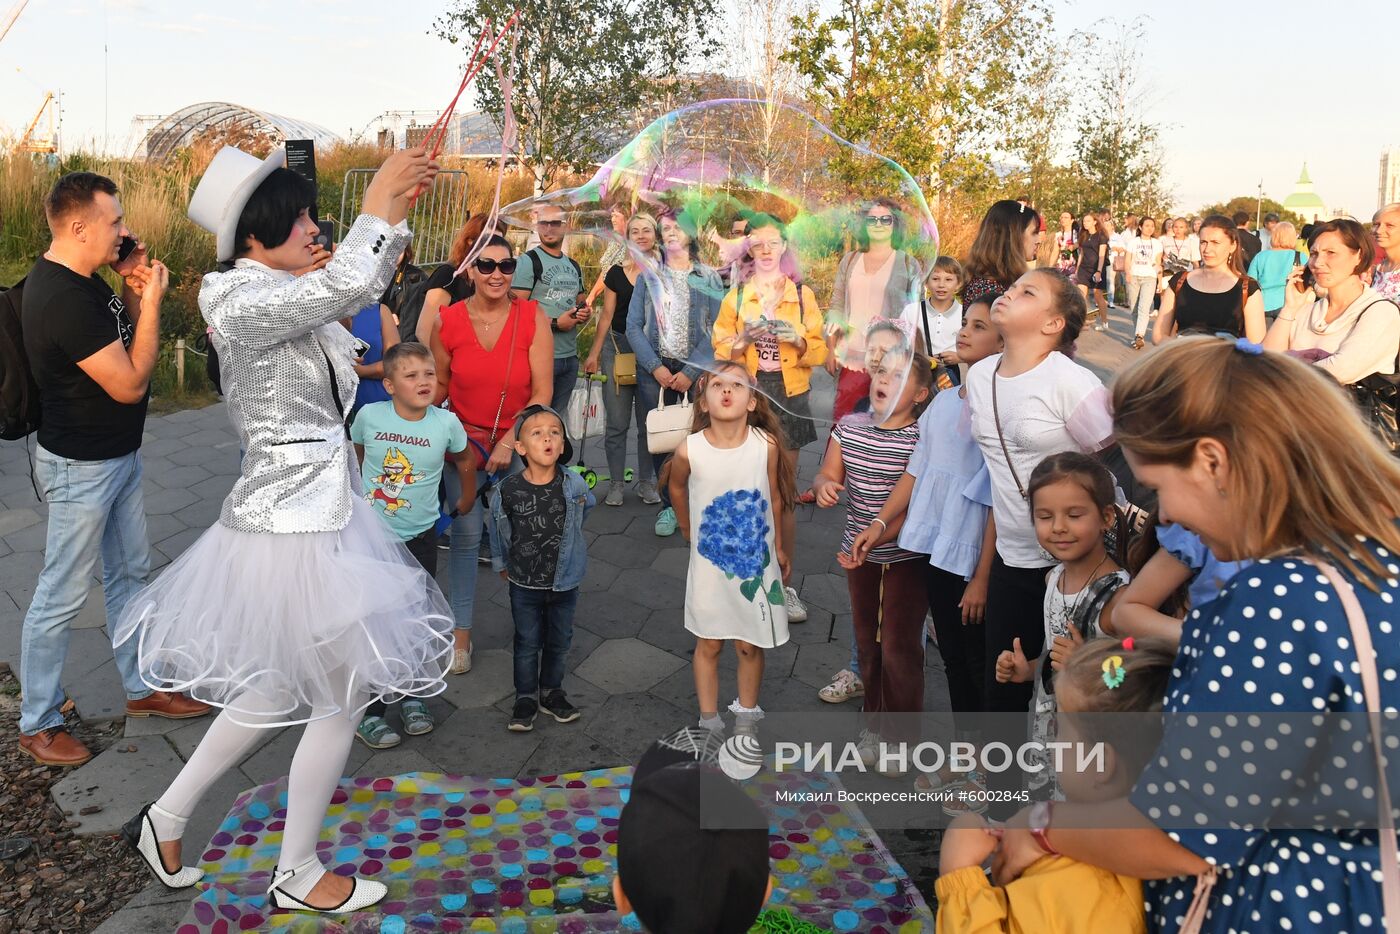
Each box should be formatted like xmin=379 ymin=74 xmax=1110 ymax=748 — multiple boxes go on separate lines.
xmin=1256 ymin=180 xmax=1263 ymax=231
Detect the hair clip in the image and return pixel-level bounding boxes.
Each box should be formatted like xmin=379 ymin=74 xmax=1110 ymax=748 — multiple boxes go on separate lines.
xmin=1102 ymin=655 xmax=1126 ymax=690
xmin=1121 ymin=637 xmax=1135 ymax=651
xmin=1233 ymin=337 xmax=1264 ymax=356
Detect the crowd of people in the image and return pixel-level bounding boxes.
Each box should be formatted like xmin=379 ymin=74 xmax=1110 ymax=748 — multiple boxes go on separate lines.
xmin=8 ymin=140 xmax=1400 ymax=932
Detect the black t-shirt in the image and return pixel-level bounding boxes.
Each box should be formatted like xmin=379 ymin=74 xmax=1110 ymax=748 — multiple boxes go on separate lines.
xmin=604 ymin=264 xmax=636 ymax=334
xmin=1169 ymin=271 xmax=1260 ymax=338
xmin=425 ymin=263 xmax=472 ymax=305
xmin=1077 ymin=232 xmax=1108 ymax=282
xmin=1237 ymin=229 xmax=1262 ymax=267
xmin=22 ymin=257 xmax=147 ymax=459
xmin=499 ymin=471 xmax=567 ymax=588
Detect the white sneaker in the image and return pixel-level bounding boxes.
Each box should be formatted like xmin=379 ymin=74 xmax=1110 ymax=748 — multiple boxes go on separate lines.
xmin=818 ymin=669 xmax=865 ymax=703
xmin=604 ymin=481 xmax=624 ymax=507
xmin=856 ymin=729 xmax=881 ymax=767
xmin=784 ymin=586 xmax=808 ymax=622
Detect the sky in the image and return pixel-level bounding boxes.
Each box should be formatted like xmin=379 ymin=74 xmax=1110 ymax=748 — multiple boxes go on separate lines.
xmin=0 ymin=0 xmax=1392 ymax=217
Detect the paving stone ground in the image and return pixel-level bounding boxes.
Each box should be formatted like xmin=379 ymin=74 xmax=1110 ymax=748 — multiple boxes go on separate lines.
xmin=0 ymin=326 xmax=1130 ymax=933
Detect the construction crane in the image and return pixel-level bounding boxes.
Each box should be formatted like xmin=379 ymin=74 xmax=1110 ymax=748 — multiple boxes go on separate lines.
xmin=17 ymin=91 xmax=58 ymax=154
xmin=0 ymin=0 xmax=31 ymax=47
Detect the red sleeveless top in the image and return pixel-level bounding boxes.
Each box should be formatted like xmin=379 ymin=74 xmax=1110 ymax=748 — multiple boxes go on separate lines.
xmin=438 ymin=298 xmax=538 ymax=450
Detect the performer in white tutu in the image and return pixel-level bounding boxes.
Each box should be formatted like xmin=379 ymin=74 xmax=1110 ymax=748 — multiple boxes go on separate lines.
xmin=114 ymin=145 xmax=449 ymax=913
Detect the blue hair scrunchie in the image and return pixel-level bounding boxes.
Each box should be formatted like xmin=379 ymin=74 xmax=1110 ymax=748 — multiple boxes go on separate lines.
xmin=1233 ymin=336 xmax=1264 ymax=356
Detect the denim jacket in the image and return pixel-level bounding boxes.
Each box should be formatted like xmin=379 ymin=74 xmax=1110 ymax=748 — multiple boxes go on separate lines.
xmin=625 ymin=262 xmax=725 ymax=381
xmin=488 ymin=467 xmax=595 ymax=591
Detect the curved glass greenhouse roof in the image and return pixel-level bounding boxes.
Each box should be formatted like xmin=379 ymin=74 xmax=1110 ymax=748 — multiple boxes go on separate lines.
xmin=140 ymin=102 xmax=342 ymax=161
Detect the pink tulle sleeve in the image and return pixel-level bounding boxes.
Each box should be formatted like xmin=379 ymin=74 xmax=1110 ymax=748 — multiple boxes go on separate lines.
xmin=1066 ymin=384 xmax=1115 ymax=453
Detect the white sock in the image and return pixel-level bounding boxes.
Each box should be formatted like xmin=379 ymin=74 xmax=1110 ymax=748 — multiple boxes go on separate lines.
xmin=727 ymin=699 xmax=764 ymax=719
xmin=147 ymin=803 xmax=189 ymax=843
xmin=699 ymin=714 xmax=724 ymax=732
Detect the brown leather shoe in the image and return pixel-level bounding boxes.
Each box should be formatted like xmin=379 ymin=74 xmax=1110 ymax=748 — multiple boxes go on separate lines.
xmin=19 ymin=727 xmax=93 ymax=766
xmin=125 ymin=691 xmax=212 ymax=720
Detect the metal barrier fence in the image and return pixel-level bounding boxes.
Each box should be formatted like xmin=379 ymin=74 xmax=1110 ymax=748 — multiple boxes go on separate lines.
xmin=336 ymin=169 xmax=470 ymax=267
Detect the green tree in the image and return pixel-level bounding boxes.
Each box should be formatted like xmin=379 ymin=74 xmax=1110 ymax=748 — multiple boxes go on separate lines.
xmin=436 ymin=0 xmax=722 ymax=192
xmin=783 ymin=0 xmax=1056 ymax=209
xmin=1070 ymin=19 xmax=1169 ymax=217
xmin=1197 ymin=196 xmax=1304 ymax=228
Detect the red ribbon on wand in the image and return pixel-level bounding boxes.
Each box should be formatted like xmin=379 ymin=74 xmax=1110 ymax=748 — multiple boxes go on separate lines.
xmin=408 ymin=11 xmax=521 ymax=207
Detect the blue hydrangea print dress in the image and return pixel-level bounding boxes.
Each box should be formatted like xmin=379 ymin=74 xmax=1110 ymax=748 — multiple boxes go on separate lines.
xmin=684 ymin=427 xmax=790 ymax=648
xmin=1130 ymin=532 xmax=1400 ymax=933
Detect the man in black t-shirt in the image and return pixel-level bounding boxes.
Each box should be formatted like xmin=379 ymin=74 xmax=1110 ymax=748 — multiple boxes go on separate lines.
xmin=18 ymin=172 xmax=210 ymax=767
xmin=1234 ymin=211 xmax=1262 ymax=267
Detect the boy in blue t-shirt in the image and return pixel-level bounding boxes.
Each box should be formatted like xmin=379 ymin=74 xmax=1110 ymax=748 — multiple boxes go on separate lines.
xmin=350 ymin=341 xmax=475 ymax=748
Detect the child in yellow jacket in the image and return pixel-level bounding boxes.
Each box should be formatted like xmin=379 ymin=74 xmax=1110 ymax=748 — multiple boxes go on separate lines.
xmin=935 ymin=637 xmax=1177 ymax=934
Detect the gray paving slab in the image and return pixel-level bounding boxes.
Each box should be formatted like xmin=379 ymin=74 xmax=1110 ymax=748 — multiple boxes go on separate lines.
xmin=1 ymin=515 xmax=47 ymax=552
xmin=90 ymin=898 xmax=189 ymax=934
xmin=423 ymin=706 xmax=542 ymax=777
xmin=582 ymin=691 xmax=693 ymax=764
xmin=52 ymin=735 xmax=183 ymax=836
xmin=573 ymin=590 xmax=650 ymax=640
xmin=585 ymin=533 xmax=656 ymax=569
xmin=573 ymin=637 xmax=686 ymax=694
xmin=610 ymin=567 xmax=685 ymax=610
xmin=351 ymin=745 xmax=440 ymax=779
xmin=435 ymin=648 xmax=516 ymax=710
xmin=141 ymin=486 xmax=198 ymax=516
xmin=68 ymin=656 xmax=131 ymax=724
xmin=0 ymin=548 xmax=44 ymax=589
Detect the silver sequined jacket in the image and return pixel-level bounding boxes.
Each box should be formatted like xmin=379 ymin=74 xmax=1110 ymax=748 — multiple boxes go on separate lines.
xmin=200 ymin=214 xmax=411 ymax=534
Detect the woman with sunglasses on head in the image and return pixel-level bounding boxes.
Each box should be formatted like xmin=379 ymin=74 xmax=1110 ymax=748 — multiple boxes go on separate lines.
xmin=825 ymin=199 xmax=924 ymax=423
xmin=431 ymin=235 xmax=554 ymax=675
xmin=964 ymin=199 xmax=1043 ymax=307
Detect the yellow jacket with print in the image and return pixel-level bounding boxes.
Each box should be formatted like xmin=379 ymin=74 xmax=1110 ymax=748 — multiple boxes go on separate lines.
xmin=934 ymin=858 xmax=1145 ymax=934
xmin=711 ymin=279 xmax=828 ymax=397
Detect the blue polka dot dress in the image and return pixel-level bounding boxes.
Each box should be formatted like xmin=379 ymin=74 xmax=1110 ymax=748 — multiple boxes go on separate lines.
xmin=1130 ymin=534 xmax=1400 ymax=933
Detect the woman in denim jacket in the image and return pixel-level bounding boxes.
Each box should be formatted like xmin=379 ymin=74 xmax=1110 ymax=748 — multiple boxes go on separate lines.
xmin=626 ymin=208 xmax=725 ymax=537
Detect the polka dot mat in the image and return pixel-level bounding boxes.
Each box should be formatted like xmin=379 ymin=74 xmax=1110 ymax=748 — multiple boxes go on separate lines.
xmin=172 ymin=767 xmax=932 ymax=932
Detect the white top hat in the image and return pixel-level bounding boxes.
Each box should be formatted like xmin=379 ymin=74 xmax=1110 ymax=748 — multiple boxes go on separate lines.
xmin=188 ymin=146 xmax=287 ymax=262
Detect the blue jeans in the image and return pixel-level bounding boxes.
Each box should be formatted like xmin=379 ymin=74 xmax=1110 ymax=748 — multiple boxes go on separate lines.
xmin=551 ymin=356 xmax=578 ymax=413
xmin=635 ymin=355 xmax=688 ymax=508
xmin=1126 ymin=275 xmax=1157 ymax=337
xmin=599 ymin=332 xmax=653 ymax=483
xmin=509 ymin=584 xmax=577 ymax=697
xmin=20 ymin=446 xmax=153 ymax=733
xmin=443 ymin=466 xmax=488 ymax=632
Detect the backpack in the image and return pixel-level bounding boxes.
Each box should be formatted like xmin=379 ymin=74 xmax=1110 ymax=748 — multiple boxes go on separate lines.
xmin=394 ymin=267 xmax=473 ymax=343
xmin=0 ymin=278 xmax=41 ymax=441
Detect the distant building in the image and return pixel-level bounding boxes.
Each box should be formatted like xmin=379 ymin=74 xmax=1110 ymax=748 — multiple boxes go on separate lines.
xmin=138 ymin=102 xmax=341 ymax=162
xmin=1381 ymin=148 xmax=1400 ymax=210
xmin=1283 ymin=163 xmax=1328 ymax=225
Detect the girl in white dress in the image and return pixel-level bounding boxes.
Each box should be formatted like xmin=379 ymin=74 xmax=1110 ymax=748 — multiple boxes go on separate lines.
xmin=667 ymin=361 xmax=792 ymax=733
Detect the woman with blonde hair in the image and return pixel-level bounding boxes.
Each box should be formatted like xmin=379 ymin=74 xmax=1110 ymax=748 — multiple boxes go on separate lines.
xmin=1372 ymin=202 xmax=1400 ymax=302
xmin=1246 ymin=220 xmax=1301 ymax=319
xmin=992 ymin=335 xmax=1400 ymax=933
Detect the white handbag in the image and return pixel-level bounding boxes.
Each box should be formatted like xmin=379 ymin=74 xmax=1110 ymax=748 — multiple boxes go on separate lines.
xmin=645 ymin=392 xmax=694 ymax=455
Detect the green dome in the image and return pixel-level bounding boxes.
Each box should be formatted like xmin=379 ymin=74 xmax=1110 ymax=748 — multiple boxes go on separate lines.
xmin=1283 ymin=162 xmax=1326 ymax=214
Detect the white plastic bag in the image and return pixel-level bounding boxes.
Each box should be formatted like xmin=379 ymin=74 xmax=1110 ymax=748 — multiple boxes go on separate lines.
xmin=565 ymin=378 xmax=604 ymax=440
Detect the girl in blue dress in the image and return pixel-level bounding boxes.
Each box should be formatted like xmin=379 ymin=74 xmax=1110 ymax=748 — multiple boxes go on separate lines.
xmin=991 ymin=335 xmax=1400 ymax=933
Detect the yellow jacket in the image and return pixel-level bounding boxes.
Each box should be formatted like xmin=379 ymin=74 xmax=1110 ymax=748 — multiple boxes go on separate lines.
xmin=935 ymin=858 xmax=1145 ymax=934
xmin=712 ymin=278 xmax=828 ymax=397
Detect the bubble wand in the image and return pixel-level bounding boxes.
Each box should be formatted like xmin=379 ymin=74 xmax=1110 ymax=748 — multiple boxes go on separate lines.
xmin=409 ymin=11 xmax=520 ymax=207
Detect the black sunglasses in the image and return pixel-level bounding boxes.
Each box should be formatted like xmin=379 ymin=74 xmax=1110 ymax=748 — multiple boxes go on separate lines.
xmin=865 ymin=215 xmax=896 ymax=227
xmin=474 ymin=258 xmax=519 ymax=275
xmin=537 ymin=219 xmax=566 ymax=228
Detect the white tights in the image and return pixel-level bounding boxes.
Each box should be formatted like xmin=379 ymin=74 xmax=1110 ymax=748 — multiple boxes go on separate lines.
xmin=150 ymin=688 xmax=361 ymax=901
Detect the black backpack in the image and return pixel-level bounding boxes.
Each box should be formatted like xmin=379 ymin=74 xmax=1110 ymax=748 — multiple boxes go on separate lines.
xmin=0 ymin=278 xmax=41 ymax=441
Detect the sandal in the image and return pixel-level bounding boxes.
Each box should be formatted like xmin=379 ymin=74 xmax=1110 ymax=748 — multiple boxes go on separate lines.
xmin=400 ymin=700 xmax=434 ymax=736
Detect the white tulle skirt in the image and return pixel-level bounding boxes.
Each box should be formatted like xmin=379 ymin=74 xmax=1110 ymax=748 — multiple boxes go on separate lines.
xmin=113 ymin=496 xmax=453 ymax=727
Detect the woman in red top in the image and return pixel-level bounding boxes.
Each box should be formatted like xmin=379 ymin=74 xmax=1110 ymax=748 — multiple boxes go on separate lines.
xmin=431 ymin=234 xmax=552 ymax=673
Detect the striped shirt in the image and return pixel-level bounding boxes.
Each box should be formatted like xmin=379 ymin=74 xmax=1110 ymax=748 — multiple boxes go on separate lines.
xmin=832 ymin=418 xmax=922 ymax=563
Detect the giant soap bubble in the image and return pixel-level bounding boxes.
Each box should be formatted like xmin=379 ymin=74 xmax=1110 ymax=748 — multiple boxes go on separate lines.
xmin=501 ymin=99 xmax=941 ymax=438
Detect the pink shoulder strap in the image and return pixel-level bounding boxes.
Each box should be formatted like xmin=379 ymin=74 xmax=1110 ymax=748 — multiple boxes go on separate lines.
xmin=1180 ymin=559 xmax=1399 ymax=934
xmin=1310 ymin=560 xmax=1400 ymax=925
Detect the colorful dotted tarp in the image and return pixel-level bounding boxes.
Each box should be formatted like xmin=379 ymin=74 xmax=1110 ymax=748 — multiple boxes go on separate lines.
xmin=174 ymin=767 xmax=932 ymax=933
